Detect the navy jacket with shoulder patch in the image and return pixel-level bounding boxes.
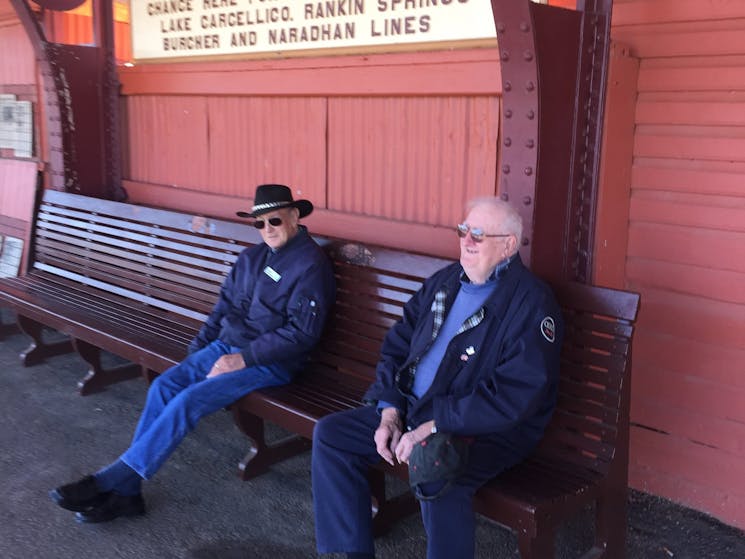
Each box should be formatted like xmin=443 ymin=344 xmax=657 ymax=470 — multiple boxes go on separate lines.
xmin=364 ymin=255 xmax=563 ymax=458
xmin=189 ymin=226 xmax=335 ymax=375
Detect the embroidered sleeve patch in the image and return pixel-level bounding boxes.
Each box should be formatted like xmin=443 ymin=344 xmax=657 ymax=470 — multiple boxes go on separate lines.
xmin=540 ymin=317 xmax=556 ymax=343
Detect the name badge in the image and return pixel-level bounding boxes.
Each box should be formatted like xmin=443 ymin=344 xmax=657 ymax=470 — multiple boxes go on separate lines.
xmin=263 ymin=266 xmax=281 ymax=282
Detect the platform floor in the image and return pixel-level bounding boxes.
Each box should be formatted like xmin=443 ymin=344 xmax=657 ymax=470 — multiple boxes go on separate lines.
xmin=1 ymin=309 xmax=743 ymax=559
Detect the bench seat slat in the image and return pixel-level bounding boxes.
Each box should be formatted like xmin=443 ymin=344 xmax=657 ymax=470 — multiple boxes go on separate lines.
xmin=0 ymin=283 xmax=191 ymax=367
xmin=1 ymin=275 xmax=200 ymax=343
xmin=8 ymin=271 xmax=200 ymax=331
xmin=33 ymin=263 xmax=209 ymax=322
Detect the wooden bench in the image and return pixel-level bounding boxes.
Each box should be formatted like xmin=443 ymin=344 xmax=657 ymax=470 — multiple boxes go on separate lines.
xmin=0 ymin=189 xmax=263 ymax=394
xmin=1 ymin=189 xmax=640 ymax=556
xmin=234 ymin=244 xmax=640 ymax=559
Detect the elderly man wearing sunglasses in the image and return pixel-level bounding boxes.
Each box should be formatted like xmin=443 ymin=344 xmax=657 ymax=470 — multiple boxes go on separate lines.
xmin=312 ymin=197 xmax=563 ymax=559
xmin=50 ymin=184 xmax=335 ymax=524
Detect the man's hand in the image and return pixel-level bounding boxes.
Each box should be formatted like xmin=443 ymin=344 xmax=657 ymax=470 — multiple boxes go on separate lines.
xmin=374 ymin=407 xmax=403 ymax=466
xmin=394 ymin=420 xmax=435 ymax=465
xmin=206 ymin=353 xmax=246 ymax=378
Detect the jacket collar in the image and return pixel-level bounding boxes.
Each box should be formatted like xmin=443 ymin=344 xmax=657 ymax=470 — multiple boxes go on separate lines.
xmin=459 ymin=251 xmax=519 ymax=284
xmin=267 ymin=224 xmax=309 ymax=254
xmin=445 ymin=252 xmax=525 ymax=313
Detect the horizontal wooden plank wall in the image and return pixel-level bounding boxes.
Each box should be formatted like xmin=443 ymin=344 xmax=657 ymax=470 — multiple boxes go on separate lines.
xmin=119 ymin=50 xmax=502 ymax=259
xmin=612 ymin=0 xmax=745 ymax=529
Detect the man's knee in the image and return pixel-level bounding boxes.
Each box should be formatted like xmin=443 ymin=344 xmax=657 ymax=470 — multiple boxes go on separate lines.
xmin=147 ymin=372 xmax=170 ymax=395
xmin=313 ymin=413 xmax=340 ymax=447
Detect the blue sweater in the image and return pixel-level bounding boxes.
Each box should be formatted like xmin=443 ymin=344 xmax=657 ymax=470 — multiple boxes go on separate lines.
xmin=411 ymin=279 xmax=496 ymax=398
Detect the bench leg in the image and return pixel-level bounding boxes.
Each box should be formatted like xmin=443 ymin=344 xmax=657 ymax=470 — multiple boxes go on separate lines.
xmin=142 ymin=368 xmax=159 ymax=385
xmin=369 ymin=468 xmax=419 ymax=537
xmin=231 ymin=407 xmax=312 ymax=480
xmin=0 ymin=308 xmax=18 ymax=338
xmin=72 ymin=338 xmax=142 ymax=396
xmin=0 ymin=320 xmax=18 ymax=338
xmin=16 ymin=314 xmax=73 ymax=366
xmin=594 ymin=489 xmax=627 ymax=559
xmin=516 ymin=527 xmax=555 ymax=559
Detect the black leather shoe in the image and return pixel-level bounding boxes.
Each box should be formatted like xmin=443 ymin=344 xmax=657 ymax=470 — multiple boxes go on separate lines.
xmin=75 ymin=492 xmax=146 ymax=524
xmin=49 ymin=475 xmax=109 ymax=512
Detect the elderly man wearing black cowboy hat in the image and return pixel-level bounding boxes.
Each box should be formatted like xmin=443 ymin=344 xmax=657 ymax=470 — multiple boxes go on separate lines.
xmin=50 ymin=184 xmax=335 ymax=523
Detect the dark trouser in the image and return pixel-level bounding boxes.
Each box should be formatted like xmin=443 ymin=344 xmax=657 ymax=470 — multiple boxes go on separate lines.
xmin=312 ymin=406 xmax=518 ymax=559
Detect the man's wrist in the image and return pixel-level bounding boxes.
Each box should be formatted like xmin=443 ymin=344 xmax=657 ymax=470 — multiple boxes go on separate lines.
xmin=380 ymin=407 xmax=401 ymax=423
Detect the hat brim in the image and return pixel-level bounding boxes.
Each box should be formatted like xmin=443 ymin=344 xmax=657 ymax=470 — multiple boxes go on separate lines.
xmin=236 ymin=199 xmax=313 ymax=219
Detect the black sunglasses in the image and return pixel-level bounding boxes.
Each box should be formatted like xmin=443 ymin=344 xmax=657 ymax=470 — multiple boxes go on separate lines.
xmin=253 ymin=217 xmax=283 ymax=229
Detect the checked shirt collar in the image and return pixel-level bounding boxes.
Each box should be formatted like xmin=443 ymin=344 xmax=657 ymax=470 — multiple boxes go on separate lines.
xmin=430 ymin=290 xmax=484 ymax=341
xmin=430 ymin=252 xmax=515 ymax=340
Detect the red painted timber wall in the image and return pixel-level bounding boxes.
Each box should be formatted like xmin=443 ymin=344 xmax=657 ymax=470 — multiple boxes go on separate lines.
xmin=118 ymin=50 xmax=502 ymax=259
xmin=611 ymin=0 xmax=745 ymax=529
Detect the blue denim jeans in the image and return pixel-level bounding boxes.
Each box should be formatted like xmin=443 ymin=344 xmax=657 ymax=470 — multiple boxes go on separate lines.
xmin=121 ymin=340 xmax=290 ymax=479
xmin=313 ymin=406 xmax=511 ymax=559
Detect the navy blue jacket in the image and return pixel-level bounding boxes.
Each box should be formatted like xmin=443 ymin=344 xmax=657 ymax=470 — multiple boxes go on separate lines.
xmin=364 ymin=255 xmax=563 ymax=457
xmin=189 ymin=226 xmax=335 ymax=375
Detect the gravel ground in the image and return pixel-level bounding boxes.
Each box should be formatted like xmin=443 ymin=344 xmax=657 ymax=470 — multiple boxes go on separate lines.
xmin=1 ymin=308 xmax=743 ymax=558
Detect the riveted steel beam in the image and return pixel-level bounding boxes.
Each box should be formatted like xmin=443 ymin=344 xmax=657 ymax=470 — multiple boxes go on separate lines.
xmin=491 ymin=0 xmax=613 ymax=283
xmin=490 ymin=0 xmax=540 ymax=267
xmin=10 ymin=0 xmax=125 ymax=200
xmin=92 ymin=0 xmax=125 ymax=201
xmin=9 ymin=0 xmax=65 ymax=190
xmin=567 ymin=0 xmax=613 ymax=283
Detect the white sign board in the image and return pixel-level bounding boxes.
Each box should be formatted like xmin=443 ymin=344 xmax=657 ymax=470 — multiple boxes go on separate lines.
xmin=0 ymin=236 xmax=23 ymax=278
xmin=131 ymin=0 xmax=498 ymax=61
xmin=0 ymin=96 xmax=33 ymax=159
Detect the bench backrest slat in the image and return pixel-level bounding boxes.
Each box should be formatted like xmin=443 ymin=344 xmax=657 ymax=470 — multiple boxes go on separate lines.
xmin=28 ymin=191 xmax=264 ymax=321
xmin=304 ymin=241 xmax=442 ymax=385
xmin=537 ymin=282 xmax=640 ymax=478
xmin=39 ymin=205 xmax=247 ymax=257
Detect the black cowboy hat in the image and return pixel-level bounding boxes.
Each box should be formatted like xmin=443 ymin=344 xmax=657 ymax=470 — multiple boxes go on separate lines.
xmin=236 ymin=184 xmax=313 ymax=219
